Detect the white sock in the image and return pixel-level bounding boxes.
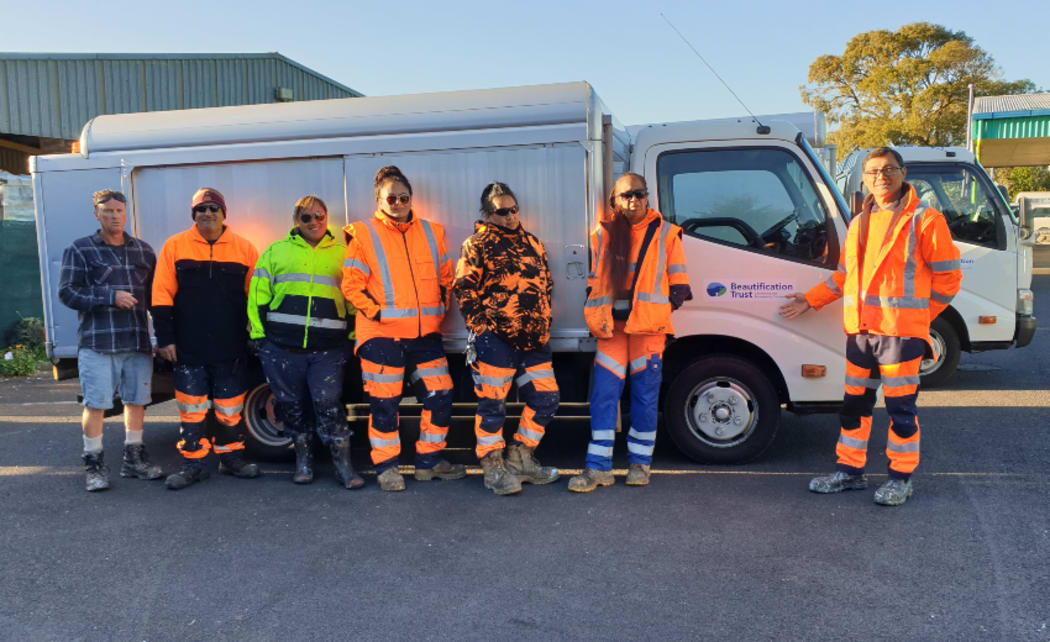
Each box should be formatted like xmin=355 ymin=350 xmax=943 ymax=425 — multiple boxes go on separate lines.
xmin=83 ymin=435 xmax=103 ymax=453
xmin=125 ymin=430 xmax=143 ymax=445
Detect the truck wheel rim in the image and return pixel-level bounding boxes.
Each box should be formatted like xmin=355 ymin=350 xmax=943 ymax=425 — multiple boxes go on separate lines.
xmin=244 ymin=383 xmax=291 ymax=448
xmin=684 ymin=376 xmax=758 ymax=447
xmin=921 ymin=329 xmax=946 ymax=375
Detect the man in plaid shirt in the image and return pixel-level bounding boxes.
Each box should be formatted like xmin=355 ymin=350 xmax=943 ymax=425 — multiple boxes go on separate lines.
xmin=59 ymin=189 xmax=163 ymax=491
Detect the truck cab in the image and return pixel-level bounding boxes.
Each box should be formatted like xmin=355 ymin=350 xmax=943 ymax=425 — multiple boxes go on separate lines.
xmin=837 ymin=147 xmax=1036 ymax=386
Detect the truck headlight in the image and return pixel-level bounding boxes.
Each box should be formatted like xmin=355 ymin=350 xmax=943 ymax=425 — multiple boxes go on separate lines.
xmin=1018 ymin=289 xmax=1034 ymax=317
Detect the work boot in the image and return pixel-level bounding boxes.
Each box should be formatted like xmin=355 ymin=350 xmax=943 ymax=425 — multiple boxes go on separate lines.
xmin=330 ymin=437 xmax=364 ymax=490
xmin=292 ymin=433 xmax=314 ymax=484
xmin=873 ymin=478 xmax=914 ymax=506
xmin=808 ymin=470 xmax=867 ymax=494
xmin=625 ymin=463 xmax=651 ymax=486
xmin=568 ymin=468 xmax=615 ymax=493
xmin=480 ymin=450 xmax=522 ymax=496
xmin=414 ymin=457 xmax=467 ymax=481
xmin=82 ymin=451 xmax=110 ymax=492
xmin=120 ymin=444 xmax=163 ymax=480
xmin=218 ymin=452 xmax=260 ymax=479
xmin=165 ymin=463 xmax=209 ymax=490
xmin=505 ymin=443 xmax=558 ymax=485
xmin=377 ymin=468 xmax=406 ymax=492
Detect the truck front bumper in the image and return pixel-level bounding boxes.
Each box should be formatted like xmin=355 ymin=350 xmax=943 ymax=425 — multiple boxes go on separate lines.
xmin=1015 ymin=314 xmax=1037 ymax=348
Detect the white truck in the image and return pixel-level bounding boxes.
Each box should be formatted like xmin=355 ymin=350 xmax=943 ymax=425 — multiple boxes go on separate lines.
xmin=33 ymin=81 xmax=890 ymax=463
xmin=1014 ymin=191 xmax=1050 ymax=244
xmin=836 ymin=146 xmax=1036 ymax=387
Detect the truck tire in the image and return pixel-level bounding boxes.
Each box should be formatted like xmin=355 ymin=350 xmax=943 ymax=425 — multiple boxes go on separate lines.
xmin=664 ymin=355 xmax=780 ymax=464
xmin=920 ymin=316 xmax=960 ymax=389
xmin=243 ymin=382 xmax=293 ymax=460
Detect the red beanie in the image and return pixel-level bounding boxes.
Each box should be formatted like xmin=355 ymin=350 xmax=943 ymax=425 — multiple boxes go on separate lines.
xmin=191 ymin=188 xmax=227 ymax=220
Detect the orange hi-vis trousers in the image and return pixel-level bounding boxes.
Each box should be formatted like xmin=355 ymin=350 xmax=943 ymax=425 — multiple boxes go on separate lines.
xmin=837 ymin=333 xmax=924 ymax=480
xmin=173 ymin=360 xmax=248 ymax=463
xmin=357 ymin=334 xmax=453 ymax=473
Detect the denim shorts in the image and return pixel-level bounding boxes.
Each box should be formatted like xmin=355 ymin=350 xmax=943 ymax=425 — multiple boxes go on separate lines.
xmin=78 ymin=348 xmax=153 ymax=409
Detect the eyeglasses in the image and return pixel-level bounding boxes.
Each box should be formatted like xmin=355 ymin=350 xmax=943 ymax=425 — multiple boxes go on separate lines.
xmin=385 ymin=194 xmax=411 ymax=206
xmin=863 ymin=167 xmax=903 ymax=177
xmin=299 ymin=211 xmax=327 ymax=223
xmin=618 ymin=189 xmax=648 ymax=201
xmin=193 ymin=204 xmax=222 ymax=214
xmin=491 ymin=206 xmax=519 ymax=217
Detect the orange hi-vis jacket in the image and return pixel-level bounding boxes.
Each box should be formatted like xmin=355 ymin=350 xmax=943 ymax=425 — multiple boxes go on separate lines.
xmin=805 ymin=183 xmax=962 ymax=341
xmin=584 ymin=209 xmax=690 ymax=338
xmin=342 ymin=210 xmax=452 ymax=350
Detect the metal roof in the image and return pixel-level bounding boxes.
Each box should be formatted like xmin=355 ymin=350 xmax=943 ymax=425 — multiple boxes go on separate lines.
xmin=0 ymin=52 xmax=362 ymax=140
xmin=973 ymin=93 xmax=1050 ymax=116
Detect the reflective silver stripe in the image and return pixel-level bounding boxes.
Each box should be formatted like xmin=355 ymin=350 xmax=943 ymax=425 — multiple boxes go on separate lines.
xmin=476 ymin=373 xmax=514 ymax=387
xmin=902 ymin=206 xmax=923 ymax=300
xmin=382 ymin=307 xmax=418 ymax=318
xmin=887 ymin=440 xmax=920 ymax=453
xmin=420 ymin=219 xmax=442 ymax=279
xmin=516 ymin=369 xmax=554 ymax=388
xmin=613 ymin=299 xmax=631 ymax=310
xmin=418 ymin=432 xmax=445 ymax=444
xmin=343 ymin=258 xmax=371 ymax=275
xmin=930 ymin=259 xmax=961 ymax=272
xmin=365 ymin=219 xmax=396 ymax=308
xmin=595 ymin=351 xmax=625 ymax=376
xmin=369 ymin=437 xmax=400 ymax=448
xmin=587 ymin=443 xmax=613 ymax=458
xmin=362 ymin=371 xmax=403 ymax=384
xmin=213 ymin=403 xmax=244 ymax=416
xmin=516 ymin=427 xmax=544 ymax=442
xmin=420 ymin=305 xmax=446 ymax=317
xmin=176 ymin=400 xmax=211 ymax=414
xmin=838 ymin=434 xmax=868 ymax=450
xmin=627 ymin=441 xmax=654 ymax=456
xmin=252 ymin=267 xmax=272 ymax=281
xmin=863 ymin=295 xmax=929 ymax=309
xmin=930 ymin=290 xmax=954 ymax=305
xmin=591 ymin=429 xmax=616 ymax=441
xmin=477 ymin=435 xmax=504 ymax=446
xmin=439 ymin=252 xmax=450 ymax=264
xmin=882 ymin=374 xmax=920 ymax=387
xmin=629 ymin=355 xmax=648 ymax=372
xmin=628 ymin=428 xmax=656 ymax=442
xmin=844 ymin=375 xmax=880 ymax=389
xmin=273 ymin=273 xmax=338 ymax=289
xmin=824 ymin=274 xmax=842 ymax=296
xmin=267 ymin=312 xmax=347 ymax=330
xmin=668 ymin=264 xmax=687 ymax=274
xmin=647 ymin=222 xmax=671 ymax=301
xmin=637 ymin=291 xmax=669 ymax=304
xmin=414 ymin=365 xmax=450 ymax=380
xmin=585 ymin=296 xmax=611 ymax=308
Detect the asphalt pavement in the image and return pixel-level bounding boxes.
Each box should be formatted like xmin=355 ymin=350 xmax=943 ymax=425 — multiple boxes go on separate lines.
xmin=2 ymin=276 xmax=1049 ymax=641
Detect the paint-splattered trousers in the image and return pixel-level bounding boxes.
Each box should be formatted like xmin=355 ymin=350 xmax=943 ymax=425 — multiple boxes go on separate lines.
xmin=259 ymin=341 xmax=350 ymax=445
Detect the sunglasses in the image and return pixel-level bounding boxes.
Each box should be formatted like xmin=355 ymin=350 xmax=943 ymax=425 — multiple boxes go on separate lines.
xmin=385 ymin=194 xmax=411 ymax=206
xmin=193 ymin=204 xmax=222 ymax=214
xmin=618 ymin=189 xmax=648 ymax=201
xmin=299 ymin=211 xmax=327 ymax=223
xmin=491 ymin=206 xmax=519 ymax=217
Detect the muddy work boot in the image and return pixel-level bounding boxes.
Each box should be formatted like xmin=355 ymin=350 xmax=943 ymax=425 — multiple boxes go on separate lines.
xmin=292 ymin=433 xmax=314 ymax=484
xmin=873 ymin=478 xmax=913 ymax=506
xmin=480 ymin=450 xmax=522 ymax=496
xmin=808 ymin=470 xmax=866 ymax=494
xmin=505 ymin=443 xmax=558 ymax=485
xmin=120 ymin=444 xmax=163 ymax=480
xmin=330 ymin=437 xmax=364 ymax=490
xmin=165 ymin=463 xmax=209 ymax=490
xmin=218 ymin=452 xmax=260 ymax=479
xmin=568 ymin=468 xmax=615 ymax=493
xmin=414 ymin=458 xmax=467 ymax=482
xmin=625 ymin=463 xmax=651 ymax=486
xmin=82 ymin=451 xmax=110 ymax=492
xmin=377 ymin=468 xmax=406 ymax=492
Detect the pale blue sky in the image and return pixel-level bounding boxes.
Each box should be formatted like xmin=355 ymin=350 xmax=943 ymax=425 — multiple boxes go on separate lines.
xmin=2 ymin=0 xmax=1046 ymax=125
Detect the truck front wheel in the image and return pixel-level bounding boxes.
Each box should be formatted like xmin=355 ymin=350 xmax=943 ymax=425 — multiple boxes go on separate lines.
xmin=664 ymin=355 xmax=780 ymax=464
xmin=920 ymin=316 xmax=961 ymax=388
xmin=243 ymin=382 xmax=293 ymax=460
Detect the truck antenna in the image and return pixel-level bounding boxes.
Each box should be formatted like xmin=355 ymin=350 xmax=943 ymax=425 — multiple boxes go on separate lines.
xmin=659 ymin=12 xmax=770 ymax=134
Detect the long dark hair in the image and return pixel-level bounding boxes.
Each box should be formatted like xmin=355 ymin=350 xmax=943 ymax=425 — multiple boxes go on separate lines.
xmin=602 ymin=172 xmax=646 ymax=296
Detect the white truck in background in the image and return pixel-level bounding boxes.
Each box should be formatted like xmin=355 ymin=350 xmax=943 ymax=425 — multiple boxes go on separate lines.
xmin=32 ymin=81 xmax=873 ymax=463
xmin=837 ymin=147 xmax=1036 ymax=387
xmin=1014 ymin=192 xmax=1050 ymax=244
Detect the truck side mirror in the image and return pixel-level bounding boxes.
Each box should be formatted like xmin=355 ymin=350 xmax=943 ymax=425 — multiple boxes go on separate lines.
xmin=1018 ymin=199 xmax=1032 ymax=240
xmin=850 ymin=191 xmax=864 ymax=216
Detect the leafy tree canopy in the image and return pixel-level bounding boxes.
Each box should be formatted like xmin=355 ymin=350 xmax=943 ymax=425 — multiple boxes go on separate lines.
xmin=802 ymin=22 xmax=1034 ymax=158
xmin=999 ymin=166 xmax=1050 ymax=199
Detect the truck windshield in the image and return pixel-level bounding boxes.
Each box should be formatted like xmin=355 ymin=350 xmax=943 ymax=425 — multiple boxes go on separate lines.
xmin=798 ymin=135 xmax=850 ymax=223
xmin=901 ymin=163 xmax=1004 ymax=249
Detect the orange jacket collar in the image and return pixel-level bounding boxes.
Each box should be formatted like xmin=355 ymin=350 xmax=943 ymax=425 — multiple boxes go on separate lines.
xmin=373 ymin=209 xmax=415 ymax=233
xmin=189 ymin=223 xmax=230 ymax=244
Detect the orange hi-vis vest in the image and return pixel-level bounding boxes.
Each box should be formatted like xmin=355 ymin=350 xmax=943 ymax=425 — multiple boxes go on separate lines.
xmin=342 ymin=210 xmax=452 ymax=350
xmin=805 ymin=183 xmax=962 ymax=340
xmin=584 ymin=209 xmax=690 ymax=338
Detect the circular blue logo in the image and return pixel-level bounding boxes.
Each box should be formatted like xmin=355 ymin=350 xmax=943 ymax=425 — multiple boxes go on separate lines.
xmin=706 ymin=282 xmax=727 ymax=297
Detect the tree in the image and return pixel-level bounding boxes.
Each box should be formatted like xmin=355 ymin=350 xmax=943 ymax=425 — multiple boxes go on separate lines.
xmin=801 ymin=23 xmax=1034 ymax=159
xmin=998 ymin=166 xmax=1050 ymax=199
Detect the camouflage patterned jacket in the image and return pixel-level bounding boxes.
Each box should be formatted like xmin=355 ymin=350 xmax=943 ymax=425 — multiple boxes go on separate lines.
xmin=454 ymin=220 xmax=553 ymax=352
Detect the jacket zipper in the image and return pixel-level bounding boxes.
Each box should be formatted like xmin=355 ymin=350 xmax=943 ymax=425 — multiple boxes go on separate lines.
xmin=400 ymin=230 xmax=422 ymax=336
xmin=304 ymin=243 xmax=315 ymax=349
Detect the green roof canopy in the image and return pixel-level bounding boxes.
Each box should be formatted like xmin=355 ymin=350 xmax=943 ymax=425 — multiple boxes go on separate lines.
xmin=971 ymin=93 xmax=1050 ymax=168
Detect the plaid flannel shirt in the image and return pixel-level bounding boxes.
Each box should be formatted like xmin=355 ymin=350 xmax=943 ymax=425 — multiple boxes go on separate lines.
xmin=59 ymin=231 xmax=156 ymax=354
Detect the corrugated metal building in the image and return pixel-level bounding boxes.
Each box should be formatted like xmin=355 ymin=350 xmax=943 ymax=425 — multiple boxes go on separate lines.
xmin=0 ymin=52 xmax=362 ymax=174
xmin=971 ymin=92 xmax=1050 ymax=168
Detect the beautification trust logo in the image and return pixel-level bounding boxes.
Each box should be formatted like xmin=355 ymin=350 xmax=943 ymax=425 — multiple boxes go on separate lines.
xmin=706 ymin=282 xmax=727 ymax=297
